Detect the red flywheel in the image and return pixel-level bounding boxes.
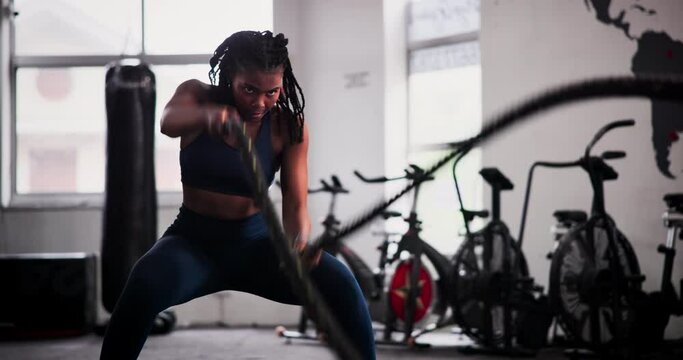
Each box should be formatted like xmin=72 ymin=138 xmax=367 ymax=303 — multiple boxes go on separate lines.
xmin=388 ymin=260 xmax=434 ymax=322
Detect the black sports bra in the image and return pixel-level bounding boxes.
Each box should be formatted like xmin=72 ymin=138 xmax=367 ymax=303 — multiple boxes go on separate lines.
xmin=180 ymin=111 xmax=281 ymax=197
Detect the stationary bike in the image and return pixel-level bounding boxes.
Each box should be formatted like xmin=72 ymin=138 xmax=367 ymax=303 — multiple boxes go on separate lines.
xmin=547 ymin=120 xmax=643 ymax=354
xmin=450 ymin=149 xmax=547 ymax=355
xmin=627 ymin=193 xmax=683 ymax=354
xmin=516 ymin=138 xmax=601 ymax=347
xmin=355 ymin=165 xmax=452 ymax=345
xmin=277 ymin=175 xmax=402 ymax=341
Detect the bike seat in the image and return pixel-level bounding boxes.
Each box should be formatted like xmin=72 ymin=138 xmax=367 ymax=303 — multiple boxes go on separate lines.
xmin=553 ymin=210 xmax=587 ymax=224
xmin=462 ymin=209 xmax=489 ymax=222
xmin=479 ymin=167 xmax=514 ymax=190
xmin=664 ymin=193 xmax=683 ymax=212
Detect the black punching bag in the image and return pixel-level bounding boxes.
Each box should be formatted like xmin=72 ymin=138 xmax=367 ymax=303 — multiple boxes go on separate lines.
xmin=101 ymin=61 xmax=158 ymax=313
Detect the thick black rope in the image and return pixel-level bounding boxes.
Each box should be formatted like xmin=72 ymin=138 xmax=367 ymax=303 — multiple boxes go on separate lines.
xmin=231 ymin=75 xmax=683 ymax=360
xmin=227 ymin=122 xmax=363 ymax=360
xmin=311 ymin=75 xmax=683 ymax=252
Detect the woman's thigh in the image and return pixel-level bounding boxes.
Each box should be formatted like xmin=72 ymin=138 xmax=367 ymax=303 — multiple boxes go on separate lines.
xmin=124 ymin=233 xmax=224 ymax=308
xmin=232 ymin=237 xmax=364 ymax=308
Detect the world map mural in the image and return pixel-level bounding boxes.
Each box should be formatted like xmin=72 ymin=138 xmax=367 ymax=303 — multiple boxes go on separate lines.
xmin=586 ymin=0 xmax=683 ymax=178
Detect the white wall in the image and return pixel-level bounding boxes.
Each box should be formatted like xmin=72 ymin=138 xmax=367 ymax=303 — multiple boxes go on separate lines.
xmin=297 ymin=0 xmax=386 ymax=266
xmin=383 ymin=0 xmax=410 ymax=211
xmin=481 ymin=0 xmax=683 ymax=337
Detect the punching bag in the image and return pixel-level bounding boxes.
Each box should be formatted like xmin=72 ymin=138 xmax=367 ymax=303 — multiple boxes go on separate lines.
xmin=101 ymin=60 xmax=158 ymax=313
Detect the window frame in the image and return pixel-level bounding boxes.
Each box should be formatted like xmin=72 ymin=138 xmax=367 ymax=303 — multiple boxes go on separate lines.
xmin=1 ymin=0 xmax=272 ymax=209
xmin=405 ymin=0 xmax=482 ymax=157
xmin=407 ymin=32 xmax=480 ymax=153
xmin=405 ymin=0 xmax=482 ymax=254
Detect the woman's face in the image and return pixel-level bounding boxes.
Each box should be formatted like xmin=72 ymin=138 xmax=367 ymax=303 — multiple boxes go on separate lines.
xmin=231 ymin=67 xmax=283 ymax=122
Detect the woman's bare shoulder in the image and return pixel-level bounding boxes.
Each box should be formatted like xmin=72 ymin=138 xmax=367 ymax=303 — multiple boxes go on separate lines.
xmin=174 ymin=79 xmax=212 ymax=103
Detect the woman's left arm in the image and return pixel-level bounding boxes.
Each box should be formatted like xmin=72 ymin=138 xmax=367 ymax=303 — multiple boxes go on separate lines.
xmin=279 ymin=121 xmax=314 ymax=258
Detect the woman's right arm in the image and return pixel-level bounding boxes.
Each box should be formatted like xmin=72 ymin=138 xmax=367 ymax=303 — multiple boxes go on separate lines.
xmin=160 ymin=79 xmax=212 ymax=139
xmin=161 ymin=79 xmax=240 ymax=148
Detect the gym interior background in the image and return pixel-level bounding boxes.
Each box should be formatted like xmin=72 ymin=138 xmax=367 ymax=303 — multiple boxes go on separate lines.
xmin=0 ymin=0 xmax=682 ymax=358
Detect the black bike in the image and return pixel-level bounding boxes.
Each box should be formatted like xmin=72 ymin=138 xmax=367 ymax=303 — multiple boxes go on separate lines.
xmin=277 ymin=175 xmax=402 ymax=342
xmin=517 ymin=142 xmax=592 ymax=347
xmin=627 ymin=193 xmax=683 ymax=354
xmin=355 ymin=165 xmax=452 ymax=346
xmin=546 ymin=120 xmax=643 ymax=355
xmin=450 ymin=149 xmax=546 ymax=355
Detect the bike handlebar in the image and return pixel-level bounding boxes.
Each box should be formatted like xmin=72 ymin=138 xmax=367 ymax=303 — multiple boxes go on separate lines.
xmin=601 ymin=150 xmax=626 ymax=160
xmin=584 ymin=119 xmax=634 ymax=159
xmin=354 ymin=164 xmax=435 ymax=184
xmin=518 ymin=120 xmax=633 ymax=244
xmin=353 ymin=170 xmax=404 ymax=183
xmin=517 ymin=159 xmax=583 ymax=245
xmin=313 ymin=175 xmax=349 ymax=194
xmin=381 ymin=210 xmax=402 ymax=219
xmin=279 ymin=175 xmax=350 ymax=194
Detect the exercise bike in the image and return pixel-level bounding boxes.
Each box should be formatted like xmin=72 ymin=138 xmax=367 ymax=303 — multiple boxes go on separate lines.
xmin=355 ymin=165 xmax=452 ymax=346
xmin=516 ymin=141 xmax=591 ymax=347
xmin=547 ymin=119 xmax=643 ymax=356
xmin=649 ymin=194 xmax=683 ymax=338
xmin=449 ymin=148 xmax=548 ymax=355
xmin=626 ymin=192 xmax=683 ymax=355
xmin=276 ymin=175 xmax=402 ymax=342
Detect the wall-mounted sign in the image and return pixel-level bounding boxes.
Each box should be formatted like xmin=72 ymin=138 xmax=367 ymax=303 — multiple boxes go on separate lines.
xmin=344 ymin=71 xmax=369 ymax=89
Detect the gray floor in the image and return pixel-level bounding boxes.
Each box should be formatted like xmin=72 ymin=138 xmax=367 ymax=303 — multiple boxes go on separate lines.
xmin=0 ymin=326 xmax=559 ymax=360
xmin=0 ymin=326 xmax=680 ymax=359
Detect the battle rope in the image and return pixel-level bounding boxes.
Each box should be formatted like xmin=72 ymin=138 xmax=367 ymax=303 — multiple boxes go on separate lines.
xmin=226 ymin=122 xmax=363 ymax=360
xmin=229 ymin=75 xmax=683 ymax=359
xmin=311 ymin=75 xmax=683 ymax=252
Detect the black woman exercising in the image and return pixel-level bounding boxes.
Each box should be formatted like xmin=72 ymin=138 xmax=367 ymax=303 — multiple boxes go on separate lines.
xmin=99 ymin=30 xmax=375 ymax=360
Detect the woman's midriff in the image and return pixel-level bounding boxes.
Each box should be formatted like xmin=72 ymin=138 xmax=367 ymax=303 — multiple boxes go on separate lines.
xmin=182 ymin=185 xmax=261 ymax=220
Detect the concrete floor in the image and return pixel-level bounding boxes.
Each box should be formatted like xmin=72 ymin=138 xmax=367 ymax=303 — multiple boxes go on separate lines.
xmin=0 ymin=326 xmax=563 ymax=360
xmin=0 ymin=326 xmax=681 ymax=359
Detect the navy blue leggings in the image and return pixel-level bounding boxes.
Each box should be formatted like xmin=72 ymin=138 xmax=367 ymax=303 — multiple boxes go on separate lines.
xmin=100 ymin=206 xmax=375 ymax=359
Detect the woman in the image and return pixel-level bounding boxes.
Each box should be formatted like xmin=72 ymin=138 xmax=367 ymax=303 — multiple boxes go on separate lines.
xmin=100 ymin=30 xmax=375 ymax=359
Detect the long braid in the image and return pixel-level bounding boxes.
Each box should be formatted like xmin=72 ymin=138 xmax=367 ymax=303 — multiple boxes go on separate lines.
xmin=280 ymin=59 xmax=305 ymax=143
xmin=208 ymin=31 xmax=305 ymax=144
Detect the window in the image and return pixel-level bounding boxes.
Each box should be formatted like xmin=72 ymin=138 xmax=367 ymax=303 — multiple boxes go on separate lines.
xmin=407 ymin=0 xmax=482 ymax=254
xmin=28 ymin=148 xmax=77 ymax=193
xmin=16 ymin=67 xmax=106 ymax=194
xmin=5 ymin=0 xmax=273 ymax=207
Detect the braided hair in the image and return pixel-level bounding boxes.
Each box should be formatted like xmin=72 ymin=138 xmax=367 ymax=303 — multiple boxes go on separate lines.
xmin=209 ymin=31 xmax=305 ymax=144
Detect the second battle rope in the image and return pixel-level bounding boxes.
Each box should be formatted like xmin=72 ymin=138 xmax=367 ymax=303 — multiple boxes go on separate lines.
xmin=230 ymin=74 xmax=683 ymax=360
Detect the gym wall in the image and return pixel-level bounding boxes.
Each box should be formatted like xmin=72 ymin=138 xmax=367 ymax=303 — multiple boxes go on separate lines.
xmin=3 ymin=0 xmax=680 ymax=336
xmin=481 ymin=0 xmax=683 ymax=337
